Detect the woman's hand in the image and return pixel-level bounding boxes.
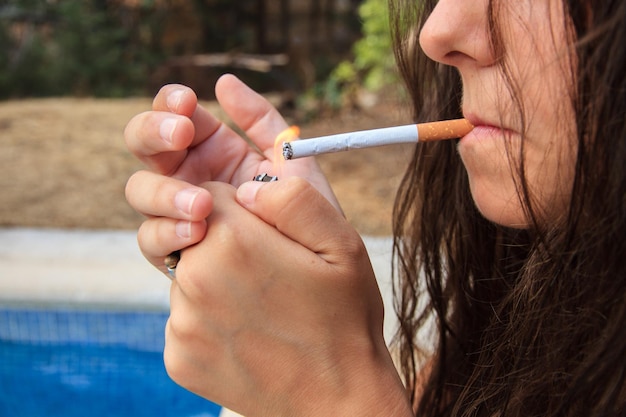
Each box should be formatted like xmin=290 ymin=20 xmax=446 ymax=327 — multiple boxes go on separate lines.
xmin=164 ymin=178 xmax=412 ymax=416
xmin=124 ymin=74 xmax=339 ymax=274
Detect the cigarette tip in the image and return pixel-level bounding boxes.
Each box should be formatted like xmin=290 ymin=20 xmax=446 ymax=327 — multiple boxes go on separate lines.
xmin=282 ymin=142 xmax=294 ymax=160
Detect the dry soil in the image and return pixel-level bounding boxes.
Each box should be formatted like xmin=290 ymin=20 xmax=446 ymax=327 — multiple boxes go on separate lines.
xmin=1 ymin=96 xmax=413 ymax=236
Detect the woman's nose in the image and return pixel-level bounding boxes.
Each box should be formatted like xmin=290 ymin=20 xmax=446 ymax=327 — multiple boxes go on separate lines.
xmin=418 ymin=0 xmax=495 ymax=68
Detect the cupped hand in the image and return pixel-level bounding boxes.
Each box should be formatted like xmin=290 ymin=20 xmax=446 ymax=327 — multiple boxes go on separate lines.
xmin=164 ymin=178 xmax=412 ymax=417
xmin=125 ymin=74 xmax=334 ymax=191
xmin=124 ymin=74 xmax=339 ymax=273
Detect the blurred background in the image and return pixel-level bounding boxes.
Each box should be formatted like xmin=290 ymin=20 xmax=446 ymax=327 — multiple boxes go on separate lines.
xmin=1 ymin=1 xmax=411 ymax=416
xmin=1 ymin=0 xmax=412 ymax=235
xmin=2 ymin=0 xmax=366 ymax=98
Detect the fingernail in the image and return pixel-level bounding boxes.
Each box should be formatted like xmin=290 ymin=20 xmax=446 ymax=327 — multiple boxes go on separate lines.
xmin=175 ymin=188 xmax=201 ymax=216
xmin=160 ymin=118 xmax=178 ymax=145
xmin=175 ymin=221 xmax=191 ymax=239
xmin=236 ymin=181 xmax=264 ymax=207
xmin=167 ymin=89 xmax=185 ymax=112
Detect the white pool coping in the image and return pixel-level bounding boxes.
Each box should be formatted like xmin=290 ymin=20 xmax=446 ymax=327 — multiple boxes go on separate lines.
xmin=0 ymin=228 xmax=398 ymax=341
xmin=0 ymin=228 xmax=170 ymax=309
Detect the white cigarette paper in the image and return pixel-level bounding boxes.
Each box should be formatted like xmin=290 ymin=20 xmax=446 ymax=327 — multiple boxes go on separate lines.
xmin=282 ymin=119 xmax=473 ymax=160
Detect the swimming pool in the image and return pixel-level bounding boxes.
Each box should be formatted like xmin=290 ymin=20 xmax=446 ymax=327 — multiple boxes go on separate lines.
xmin=0 ymin=228 xmax=396 ymax=417
xmin=0 ymin=307 xmax=223 ymax=417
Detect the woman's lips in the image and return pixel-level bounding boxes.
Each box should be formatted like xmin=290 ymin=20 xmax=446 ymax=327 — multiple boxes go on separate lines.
xmin=461 ymin=115 xmax=513 ymax=142
xmin=460 ymin=126 xmax=509 ymax=147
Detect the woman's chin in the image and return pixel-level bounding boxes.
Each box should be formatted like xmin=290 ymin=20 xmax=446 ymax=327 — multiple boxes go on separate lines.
xmin=470 ymin=186 xmax=530 ymax=229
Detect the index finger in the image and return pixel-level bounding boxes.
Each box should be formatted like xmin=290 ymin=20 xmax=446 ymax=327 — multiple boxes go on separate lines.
xmin=152 ymin=84 xmax=225 ymax=150
xmin=215 ymin=74 xmax=290 ymax=158
xmin=152 ymin=84 xmax=198 ymax=118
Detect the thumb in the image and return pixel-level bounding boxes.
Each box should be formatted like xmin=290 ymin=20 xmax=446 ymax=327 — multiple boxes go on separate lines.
xmin=236 ymin=177 xmax=362 ymax=260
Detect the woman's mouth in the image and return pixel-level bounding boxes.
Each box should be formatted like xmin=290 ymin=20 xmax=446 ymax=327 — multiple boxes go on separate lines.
xmin=461 ymin=114 xmax=514 ymax=143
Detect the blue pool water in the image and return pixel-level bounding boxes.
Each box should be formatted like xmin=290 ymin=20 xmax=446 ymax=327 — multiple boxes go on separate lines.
xmin=0 ymin=308 xmax=222 ymax=417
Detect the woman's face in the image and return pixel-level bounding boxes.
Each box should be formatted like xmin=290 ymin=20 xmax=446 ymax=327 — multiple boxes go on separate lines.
xmin=419 ymin=0 xmax=577 ymax=228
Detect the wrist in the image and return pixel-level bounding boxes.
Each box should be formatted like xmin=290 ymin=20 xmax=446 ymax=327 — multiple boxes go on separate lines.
xmin=336 ymin=364 xmax=413 ymax=417
xmin=292 ymin=346 xmax=414 ymax=417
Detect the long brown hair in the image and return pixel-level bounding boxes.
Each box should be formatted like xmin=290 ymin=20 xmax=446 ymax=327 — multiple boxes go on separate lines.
xmin=388 ymin=0 xmax=626 ymax=416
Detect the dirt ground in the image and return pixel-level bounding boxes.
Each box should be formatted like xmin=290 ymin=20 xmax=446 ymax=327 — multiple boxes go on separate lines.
xmin=0 ymin=95 xmax=413 ymax=236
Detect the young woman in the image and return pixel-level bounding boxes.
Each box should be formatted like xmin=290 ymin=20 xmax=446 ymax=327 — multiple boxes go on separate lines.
xmin=124 ymin=0 xmax=625 ymax=415
xmin=389 ymin=0 xmax=625 ymax=416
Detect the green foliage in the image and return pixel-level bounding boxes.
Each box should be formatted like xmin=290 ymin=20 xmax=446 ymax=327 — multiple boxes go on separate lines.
xmin=0 ymin=1 xmax=372 ymax=99
xmin=347 ymin=0 xmax=395 ymax=91
xmin=0 ymin=0 xmax=165 ymax=98
xmin=311 ymin=0 xmax=399 ymax=110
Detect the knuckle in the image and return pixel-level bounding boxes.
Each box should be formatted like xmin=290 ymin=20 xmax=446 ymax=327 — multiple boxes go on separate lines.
xmin=136 ymin=221 xmax=151 ymax=250
xmin=125 ymin=171 xmax=150 ymax=207
xmin=282 ymin=176 xmax=312 ymax=197
xmin=123 ymin=111 xmax=151 ymax=149
xmin=271 ymin=176 xmax=315 ymax=215
xmin=136 ymin=219 xmax=160 ymax=255
xmin=163 ymin=334 xmax=189 ymax=385
xmin=201 ymin=218 xmax=241 ymax=262
xmin=163 ymin=350 xmax=183 ymax=384
xmin=124 ymin=171 xmax=142 ymax=201
xmin=137 ymin=217 xmax=178 ymax=257
xmin=166 ymin=310 xmax=195 ymax=341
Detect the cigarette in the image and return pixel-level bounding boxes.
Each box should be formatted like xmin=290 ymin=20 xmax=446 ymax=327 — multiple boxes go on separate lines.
xmin=282 ymin=118 xmax=473 ymax=160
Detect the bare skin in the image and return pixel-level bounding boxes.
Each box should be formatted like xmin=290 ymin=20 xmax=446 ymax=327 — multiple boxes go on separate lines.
xmin=125 ymin=74 xmax=340 ymax=275
xmin=125 ymin=74 xmax=413 ymax=416
xmin=420 ymin=0 xmax=576 ymax=227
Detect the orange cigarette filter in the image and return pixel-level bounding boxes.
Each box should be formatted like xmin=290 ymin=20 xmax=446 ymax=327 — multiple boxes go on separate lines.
xmin=417 ymin=118 xmax=474 ymax=141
